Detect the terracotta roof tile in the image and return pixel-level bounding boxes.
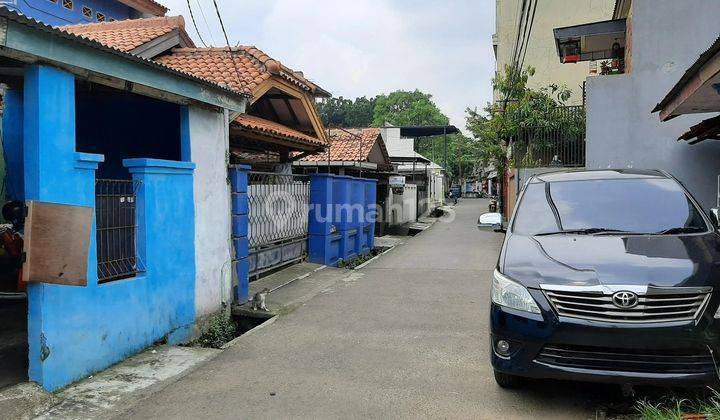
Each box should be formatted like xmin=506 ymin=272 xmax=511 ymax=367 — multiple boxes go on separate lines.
xmin=302 ymin=128 xmax=389 ymax=162
xmin=156 ymin=45 xmax=329 ymax=97
xmin=62 ymin=16 xmax=191 ymax=52
xmin=62 ymin=17 xmax=328 ymax=98
xmin=233 ymin=114 xmax=325 ymax=148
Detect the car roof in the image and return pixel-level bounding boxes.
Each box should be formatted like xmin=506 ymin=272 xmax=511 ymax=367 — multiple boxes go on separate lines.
xmin=530 ymin=169 xmax=667 ymax=183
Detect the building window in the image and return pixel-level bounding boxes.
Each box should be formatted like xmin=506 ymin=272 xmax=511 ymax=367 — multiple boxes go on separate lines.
xmin=62 ymin=0 xmax=73 ymax=10
xmin=82 ymin=6 xmax=92 ymax=18
xmin=95 ymin=179 xmax=142 ymax=283
xmin=96 ymin=12 xmax=105 ymax=22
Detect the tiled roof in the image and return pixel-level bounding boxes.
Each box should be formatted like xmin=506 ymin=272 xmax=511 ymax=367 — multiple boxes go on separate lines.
xmin=62 ymin=16 xmax=328 ymax=98
xmin=232 ymin=114 xmax=325 ymax=148
xmin=303 ymin=128 xmax=389 ymax=162
xmin=62 ymin=16 xmax=192 ymax=52
xmin=0 ymin=6 xmax=244 ymax=102
xmin=155 ymin=46 xmax=329 ymax=96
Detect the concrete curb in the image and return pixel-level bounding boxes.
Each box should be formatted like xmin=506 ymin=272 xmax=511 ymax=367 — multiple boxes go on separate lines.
xmin=220 ymin=316 xmax=278 ymax=350
xmin=354 ymin=245 xmax=398 ymax=270
xmin=268 ymin=265 xmax=327 ymax=294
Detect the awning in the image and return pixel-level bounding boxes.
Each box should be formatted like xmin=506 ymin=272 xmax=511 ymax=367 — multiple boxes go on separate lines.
xmin=677 ymin=115 xmax=720 ymax=144
xmin=230 ymin=114 xmax=326 ymax=152
xmin=653 ymin=36 xmax=720 ymax=121
xmin=554 ymin=19 xmax=626 ymax=64
xmin=399 ymin=125 xmax=459 ymax=137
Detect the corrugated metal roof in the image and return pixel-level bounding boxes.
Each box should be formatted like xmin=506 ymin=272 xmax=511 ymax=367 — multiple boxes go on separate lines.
xmin=653 ymin=35 xmax=720 ymax=114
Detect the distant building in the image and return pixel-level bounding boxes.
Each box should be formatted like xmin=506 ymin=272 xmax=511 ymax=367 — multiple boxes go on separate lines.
xmin=553 ymin=0 xmax=720 ymax=211
xmin=493 ymin=0 xmax=614 ymax=105
xmin=3 ymin=0 xmax=167 ymax=25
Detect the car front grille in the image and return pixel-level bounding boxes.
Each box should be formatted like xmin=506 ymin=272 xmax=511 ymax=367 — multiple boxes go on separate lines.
xmin=536 ymin=344 xmax=716 ymax=374
xmin=543 ymin=287 xmax=711 ymax=323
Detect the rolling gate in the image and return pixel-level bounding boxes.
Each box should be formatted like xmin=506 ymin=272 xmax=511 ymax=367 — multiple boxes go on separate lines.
xmin=245 ymin=171 xmax=310 ymax=278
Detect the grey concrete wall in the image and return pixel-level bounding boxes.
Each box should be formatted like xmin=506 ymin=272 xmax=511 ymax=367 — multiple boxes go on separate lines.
xmin=190 ymin=106 xmax=233 ymax=320
xmin=586 ymin=0 xmax=720 ymax=211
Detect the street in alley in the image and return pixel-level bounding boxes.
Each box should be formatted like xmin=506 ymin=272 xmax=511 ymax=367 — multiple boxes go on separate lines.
xmin=108 ymin=199 xmax=625 ymax=420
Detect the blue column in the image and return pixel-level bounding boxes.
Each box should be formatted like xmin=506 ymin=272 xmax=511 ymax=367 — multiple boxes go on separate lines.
xmin=230 ymin=165 xmax=250 ymax=303
xmin=2 ymin=87 xmax=23 ymax=201
xmin=22 ymin=65 xmax=98 ymax=390
xmin=125 ymin=158 xmax=196 ymax=345
xmin=180 ymin=106 xmax=191 ymax=162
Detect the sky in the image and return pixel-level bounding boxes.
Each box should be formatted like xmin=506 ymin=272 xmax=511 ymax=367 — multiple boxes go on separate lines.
xmin=160 ymin=0 xmax=496 ymax=130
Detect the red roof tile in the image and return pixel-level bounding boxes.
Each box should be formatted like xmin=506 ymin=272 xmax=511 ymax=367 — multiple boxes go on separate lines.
xmin=156 ymin=46 xmax=329 ymax=97
xmin=62 ymin=16 xmax=192 ymax=52
xmin=233 ymin=114 xmax=325 ymax=148
xmin=303 ymin=128 xmax=389 ymax=163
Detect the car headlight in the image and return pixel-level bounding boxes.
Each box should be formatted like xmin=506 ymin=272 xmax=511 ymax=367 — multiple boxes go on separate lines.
xmin=714 ymin=305 xmax=720 ymax=319
xmin=491 ymin=269 xmax=541 ymax=314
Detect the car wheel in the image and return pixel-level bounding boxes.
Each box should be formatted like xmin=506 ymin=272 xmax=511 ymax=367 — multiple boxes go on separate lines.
xmin=493 ymin=370 xmax=522 ymax=389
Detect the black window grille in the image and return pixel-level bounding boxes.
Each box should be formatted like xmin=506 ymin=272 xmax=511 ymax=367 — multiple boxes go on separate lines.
xmin=95 ymin=179 xmax=143 ymax=283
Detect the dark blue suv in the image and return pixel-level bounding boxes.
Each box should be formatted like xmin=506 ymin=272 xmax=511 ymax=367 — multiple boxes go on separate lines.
xmin=481 ymin=169 xmax=720 ymax=388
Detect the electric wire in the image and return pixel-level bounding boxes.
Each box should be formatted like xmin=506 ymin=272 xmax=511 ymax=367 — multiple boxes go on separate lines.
xmin=195 ymin=0 xmax=217 ymax=46
xmin=186 ymin=0 xmax=208 ymax=47
xmin=210 ymin=0 xmax=246 ymax=94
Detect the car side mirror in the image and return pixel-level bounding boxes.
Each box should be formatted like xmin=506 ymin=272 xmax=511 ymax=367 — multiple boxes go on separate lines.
xmin=478 ymin=212 xmax=505 ymax=233
xmin=711 ymin=208 xmax=719 ymax=227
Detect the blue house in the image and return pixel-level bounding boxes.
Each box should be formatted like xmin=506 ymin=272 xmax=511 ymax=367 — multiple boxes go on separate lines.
xmin=2 ymin=0 xmax=167 ymax=25
xmin=0 ymin=6 xmax=247 ymax=391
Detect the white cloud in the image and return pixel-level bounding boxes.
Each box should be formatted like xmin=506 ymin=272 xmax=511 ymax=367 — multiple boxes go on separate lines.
xmin=161 ymin=0 xmax=496 ymax=131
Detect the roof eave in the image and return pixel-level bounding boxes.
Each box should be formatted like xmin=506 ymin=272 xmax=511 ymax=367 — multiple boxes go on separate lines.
xmin=117 ymin=0 xmax=168 ymax=16
xmin=0 ymin=8 xmax=247 ymax=112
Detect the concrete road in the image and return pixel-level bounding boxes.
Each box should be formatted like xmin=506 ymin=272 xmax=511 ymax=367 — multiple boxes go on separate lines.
xmin=117 ymin=199 xmax=627 ymax=420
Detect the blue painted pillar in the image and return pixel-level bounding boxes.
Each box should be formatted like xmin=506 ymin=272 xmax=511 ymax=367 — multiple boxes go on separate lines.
xmin=22 ymin=65 xmax=99 ymax=390
xmin=2 ymin=87 xmax=24 ymax=201
xmin=125 ymin=158 xmax=196 ymax=344
xmin=180 ymin=106 xmax=191 ymax=162
xmin=308 ymin=173 xmax=342 ymax=266
xmin=230 ymin=165 xmax=250 ymax=303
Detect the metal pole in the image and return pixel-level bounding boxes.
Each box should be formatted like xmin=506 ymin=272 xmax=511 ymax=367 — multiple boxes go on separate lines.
xmin=443 ymin=126 xmax=448 ymax=172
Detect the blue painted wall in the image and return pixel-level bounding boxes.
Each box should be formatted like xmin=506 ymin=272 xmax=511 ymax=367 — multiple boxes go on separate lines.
xmin=307 ymin=174 xmax=376 ymax=266
xmin=3 ymin=0 xmax=133 ymax=26
xmin=75 ymin=88 xmax=182 ymax=179
xmin=19 ymin=65 xmax=196 ymax=391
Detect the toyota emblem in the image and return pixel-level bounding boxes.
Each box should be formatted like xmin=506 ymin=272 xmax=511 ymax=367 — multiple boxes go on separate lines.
xmin=612 ymin=291 xmax=639 ymax=309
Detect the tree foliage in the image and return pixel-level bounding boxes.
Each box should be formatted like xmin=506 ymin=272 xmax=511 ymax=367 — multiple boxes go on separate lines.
xmin=371 ymin=90 xmax=449 ymax=127
xmin=316 ymin=89 xmax=479 ymax=179
xmin=316 ymin=96 xmax=376 ymax=128
xmin=465 ymin=65 xmax=584 ymax=174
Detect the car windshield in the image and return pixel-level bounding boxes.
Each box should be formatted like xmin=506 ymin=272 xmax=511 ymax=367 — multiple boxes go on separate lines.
xmin=512 ymin=178 xmax=709 ymax=236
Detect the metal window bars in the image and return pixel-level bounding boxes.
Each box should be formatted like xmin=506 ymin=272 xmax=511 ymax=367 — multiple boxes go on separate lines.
xmin=247 ymin=172 xmax=310 ymax=251
xmin=95 ymin=179 xmax=144 ymax=283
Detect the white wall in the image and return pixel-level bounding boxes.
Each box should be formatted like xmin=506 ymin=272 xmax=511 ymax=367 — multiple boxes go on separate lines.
xmin=190 ymin=106 xmax=233 ymax=320
xmin=586 ymin=0 xmax=720 ymax=211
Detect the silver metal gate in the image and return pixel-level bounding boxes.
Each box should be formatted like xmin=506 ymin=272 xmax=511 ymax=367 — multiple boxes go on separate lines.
xmin=247 ymin=172 xmax=310 ymax=277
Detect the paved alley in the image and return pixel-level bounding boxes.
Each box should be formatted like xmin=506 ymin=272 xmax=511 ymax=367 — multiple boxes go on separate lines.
xmin=116 ymin=199 xmax=620 ymax=420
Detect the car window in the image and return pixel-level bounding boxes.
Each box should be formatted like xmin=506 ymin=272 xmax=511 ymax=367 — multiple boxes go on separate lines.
xmin=512 ymin=178 xmax=708 ymax=236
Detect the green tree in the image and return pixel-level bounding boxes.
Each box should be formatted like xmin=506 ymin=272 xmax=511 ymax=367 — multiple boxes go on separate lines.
xmin=465 ymin=65 xmax=584 ymax=209
xmin=371 ymin=90 xmax=449 ymax=127
xmin=316 ymin=96 xmax=376 ymax=128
